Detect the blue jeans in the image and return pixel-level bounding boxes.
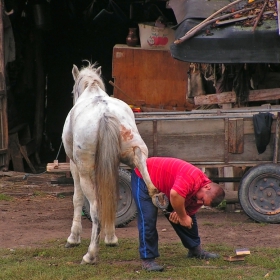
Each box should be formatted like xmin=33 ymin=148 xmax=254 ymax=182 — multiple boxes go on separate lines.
xmin=131 ymin=170 xmax=201 ymax=259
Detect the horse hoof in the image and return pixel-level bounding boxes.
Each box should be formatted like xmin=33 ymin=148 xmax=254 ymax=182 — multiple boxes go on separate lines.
xmin=80 ymin=259 xmax=88 ymax=265
xmin=65 ymin=242 xmax=80 ymax=248
xmin=152 ymin=192 xmax=169 ymax=210
xmin=81 ymin=258 xmax=97 ymax=265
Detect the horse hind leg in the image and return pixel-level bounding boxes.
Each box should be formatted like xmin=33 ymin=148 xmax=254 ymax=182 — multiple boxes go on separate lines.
xmin=80 ymin=175 xmax=101 ymax=265
xmin=65 ymin=161 xmax=83 ymax=248
xmin=133 ymin=147 xmax=169 ymax=209
xmin=81 ymin=200 xmax=100 ymax=264
xmin=104 ymin=224 xmax=118 ymax=246
xmin=133 ymin=146 xmax=158 ymax=197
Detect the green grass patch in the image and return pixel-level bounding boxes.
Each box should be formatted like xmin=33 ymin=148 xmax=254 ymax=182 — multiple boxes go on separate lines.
xmin=32 ymin=190 xmax=47 ymax=197
xmin=0 ymin=239 xmax=280 ymax=280
xmin=0 ymin=193 xmax=13 ymax=201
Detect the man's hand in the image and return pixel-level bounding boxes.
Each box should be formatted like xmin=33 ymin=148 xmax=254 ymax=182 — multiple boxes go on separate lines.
xmin=168 ymin=212 xmax=193 ymax=229
xmin=169 ymin=189 xmax=193 ymax=229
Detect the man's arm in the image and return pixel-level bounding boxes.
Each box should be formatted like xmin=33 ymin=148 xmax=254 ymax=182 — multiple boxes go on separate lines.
xmin=169 ymin=189 xmax=193 ymax=228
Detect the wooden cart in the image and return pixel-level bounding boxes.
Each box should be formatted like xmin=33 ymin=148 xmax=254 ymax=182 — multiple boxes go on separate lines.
xmin=134 ymin=105 xmax=280 ymax=223
xmin=47 ymin=105 xmax=280 ymax=224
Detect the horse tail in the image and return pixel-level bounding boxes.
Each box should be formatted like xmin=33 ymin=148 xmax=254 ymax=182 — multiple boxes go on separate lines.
xmin=95 ymin=114 xmax=121 ymax=230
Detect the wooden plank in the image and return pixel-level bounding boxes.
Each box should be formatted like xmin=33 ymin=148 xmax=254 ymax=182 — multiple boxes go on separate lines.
xmin=228 ymin=134 xmax=275 ymax=162
xmin=278 ymin=0 xmax=280 ymax=35
xmin=228 ymin=119 xmax=244 ymax=154
xmin=194 ymin=88 xmax=280 ymax=105
xmin=224 ymin=255 xmax=246 ymax=262
xmin=9 ymin=133 xmax=24 ymax=172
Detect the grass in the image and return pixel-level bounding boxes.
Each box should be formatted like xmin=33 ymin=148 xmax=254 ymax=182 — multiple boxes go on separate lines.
xmin=0 ymin=193 xmax=13 ymax=201
xmin=1 ymin=239 xmax=280 ymax=280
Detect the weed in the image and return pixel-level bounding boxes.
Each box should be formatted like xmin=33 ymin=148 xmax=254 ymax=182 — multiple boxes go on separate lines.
xmin=0 ymin=193 xmax=13 ymax=201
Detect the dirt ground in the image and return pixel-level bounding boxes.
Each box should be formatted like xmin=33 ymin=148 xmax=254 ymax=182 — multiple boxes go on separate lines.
xmin=1 ymin=171 xmax=280 ymax=250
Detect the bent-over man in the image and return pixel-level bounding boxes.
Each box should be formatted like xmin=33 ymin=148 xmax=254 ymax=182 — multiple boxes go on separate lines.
xmin=131 ymin=157 xmax=225 ymax=272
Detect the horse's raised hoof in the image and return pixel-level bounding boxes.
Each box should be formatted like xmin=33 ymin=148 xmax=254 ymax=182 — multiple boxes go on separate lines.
xmin=152 ymin=192 xmax=169 ymax=210
xmin=65 ymin=242 xmax=80 ymax=248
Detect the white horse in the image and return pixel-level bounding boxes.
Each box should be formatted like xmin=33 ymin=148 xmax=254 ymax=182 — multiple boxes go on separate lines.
xmin=62 ymin=62 xmax=159 ymax=264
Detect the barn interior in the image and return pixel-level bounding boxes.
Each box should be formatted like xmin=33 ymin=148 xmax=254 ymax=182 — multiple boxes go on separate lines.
xmin=4 ymin=0 xmax=177 ymax=171
xmin=3 ymin=0 xmax=280 ymax=173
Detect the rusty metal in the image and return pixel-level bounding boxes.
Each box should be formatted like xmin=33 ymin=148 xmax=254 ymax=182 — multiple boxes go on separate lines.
xmin=248 ymin=174 xmax=280 ymax=215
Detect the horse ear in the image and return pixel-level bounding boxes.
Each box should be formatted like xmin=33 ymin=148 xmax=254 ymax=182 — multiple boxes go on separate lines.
xmin=72 ymin=65 xmax=79 ymax=80
xmin=96 ymin=66 xmax=102 ymax=75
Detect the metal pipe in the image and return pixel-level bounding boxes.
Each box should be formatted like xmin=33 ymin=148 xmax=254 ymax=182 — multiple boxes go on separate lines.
xmin=210 ymin=177 xmax=242 ymax=182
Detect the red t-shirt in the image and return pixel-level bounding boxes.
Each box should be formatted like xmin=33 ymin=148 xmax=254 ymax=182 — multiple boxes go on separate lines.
xmin=134 ymin=157 xmax=211 ymax=215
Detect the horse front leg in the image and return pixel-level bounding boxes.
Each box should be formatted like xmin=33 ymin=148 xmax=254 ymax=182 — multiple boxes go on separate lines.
xmin=65 ymin=161 xmax=83 ymax=248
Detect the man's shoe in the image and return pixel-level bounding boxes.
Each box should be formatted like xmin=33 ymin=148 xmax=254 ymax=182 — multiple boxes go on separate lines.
xmin=187 ymin=245 xmax=220 ymax=259
xmin=142 ymin=259 xmax=164 ymax=272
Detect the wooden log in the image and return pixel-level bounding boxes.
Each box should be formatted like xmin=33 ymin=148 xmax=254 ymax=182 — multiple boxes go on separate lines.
xmin=194 ymin=88 xmax=280 ymax=105
xmin=224 ymin=190 xmax=239 ymax=203
xmin=47 ymin=162 xmax=70 ymax=172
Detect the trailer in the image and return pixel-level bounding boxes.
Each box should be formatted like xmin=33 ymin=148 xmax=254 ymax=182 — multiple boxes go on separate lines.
xmin=134 ymin=106 xmax=280 ymax=224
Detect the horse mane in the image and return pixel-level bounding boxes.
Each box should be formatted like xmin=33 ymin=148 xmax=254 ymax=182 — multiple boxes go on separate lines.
xmin=74 ymin=62 xmax=106 ymax=97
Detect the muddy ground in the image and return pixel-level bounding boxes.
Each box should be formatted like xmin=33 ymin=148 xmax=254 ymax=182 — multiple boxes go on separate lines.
xmin=1 ymin=171 xmax=280 ymax=251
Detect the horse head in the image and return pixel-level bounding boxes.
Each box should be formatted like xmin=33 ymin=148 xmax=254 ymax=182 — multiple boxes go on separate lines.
xmin=72 ymin=61 xmax=106 ymax=104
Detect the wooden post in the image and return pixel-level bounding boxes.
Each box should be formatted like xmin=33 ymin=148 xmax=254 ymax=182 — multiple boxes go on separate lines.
xmin=33 ymin=29 xmax=45 ymax=158
xmin=0 ymin=0 xmax=9 ymax=170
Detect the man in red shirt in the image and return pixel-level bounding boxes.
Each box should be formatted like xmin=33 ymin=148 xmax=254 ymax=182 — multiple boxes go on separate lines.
xmin=131 ymin=157 xmax=225 ymax=272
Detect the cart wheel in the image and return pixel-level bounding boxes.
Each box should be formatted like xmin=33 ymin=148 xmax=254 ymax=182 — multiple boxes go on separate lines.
xmin=239 ymin=163 xmax=280 ymax=223
xmin=83 ymin=168 xmax=137 ymax=228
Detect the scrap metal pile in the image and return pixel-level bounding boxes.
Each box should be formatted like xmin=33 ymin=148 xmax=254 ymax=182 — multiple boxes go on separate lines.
xmin=174 ymin=0 xmax=278 ymax=44
xmin=215 ymin=0 xmax=277 ymax=29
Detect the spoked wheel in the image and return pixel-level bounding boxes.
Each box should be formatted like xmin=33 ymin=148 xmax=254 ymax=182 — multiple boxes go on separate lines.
xmin=239 ymin=163 xmax=280 ymax=223
xmin=82 ymin=168 xmax=137 ymax=228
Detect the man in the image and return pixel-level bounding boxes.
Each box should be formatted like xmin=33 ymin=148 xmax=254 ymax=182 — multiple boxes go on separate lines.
xmin=131 ymin=157 xmax=225 ymax=272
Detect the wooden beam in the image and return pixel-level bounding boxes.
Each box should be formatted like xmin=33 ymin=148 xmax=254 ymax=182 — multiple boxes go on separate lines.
xmin=194 ymin=88 xmax=280 ymax=105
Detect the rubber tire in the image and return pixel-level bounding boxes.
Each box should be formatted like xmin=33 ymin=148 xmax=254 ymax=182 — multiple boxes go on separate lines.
xmin=82 ymin=168 xmax=137 ymax=228
xmin=238 ymin=163 xmax=280 ymax=223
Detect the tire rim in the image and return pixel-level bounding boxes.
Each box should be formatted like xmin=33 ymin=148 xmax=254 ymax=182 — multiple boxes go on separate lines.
xmin=116 ymin=177 xmax=133 ymax=218
xmin=248 ymin=173 xmax=280 ymax=215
